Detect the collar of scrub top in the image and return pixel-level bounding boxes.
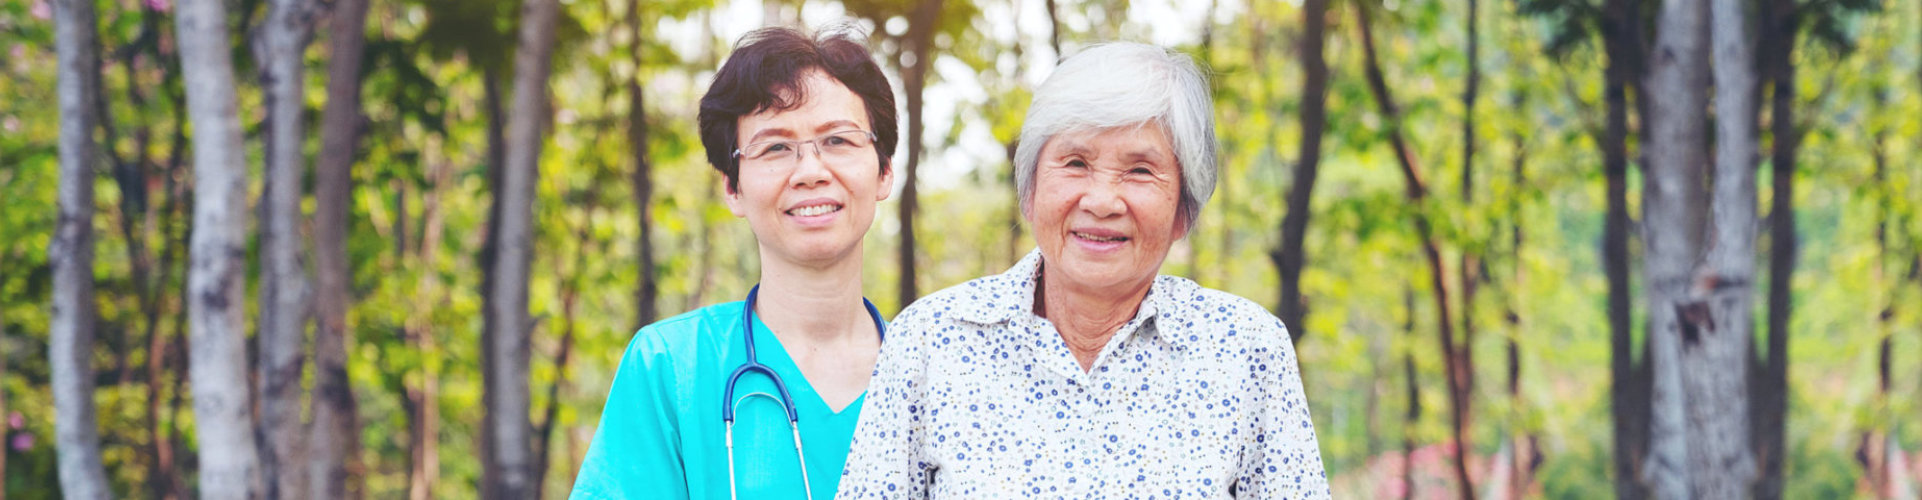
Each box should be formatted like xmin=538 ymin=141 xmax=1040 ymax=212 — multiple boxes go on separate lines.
xmin=721 ymin=283 xmax=885 ymax=500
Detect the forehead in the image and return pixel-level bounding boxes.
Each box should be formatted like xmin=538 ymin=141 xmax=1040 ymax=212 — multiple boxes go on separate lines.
xmin=738 ymin=70 xmax=872 ymax=141
xmin=1041 ymin=122 xmax=1175 ymax=160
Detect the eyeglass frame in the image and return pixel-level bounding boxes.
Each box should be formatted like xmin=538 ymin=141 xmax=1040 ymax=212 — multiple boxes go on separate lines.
xmin=730 ymin=129 xmax=880 ymax=165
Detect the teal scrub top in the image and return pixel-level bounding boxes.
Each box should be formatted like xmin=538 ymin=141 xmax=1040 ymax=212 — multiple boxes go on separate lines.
xmin=569 ymin=300 xmax=880 ymax=500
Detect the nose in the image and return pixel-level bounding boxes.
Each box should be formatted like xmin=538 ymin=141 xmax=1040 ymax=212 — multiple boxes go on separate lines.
xmin=790 ymin=143 xmax=832 ymax=188
xmin=1077 ymin=175 xmax=1126 ymax=218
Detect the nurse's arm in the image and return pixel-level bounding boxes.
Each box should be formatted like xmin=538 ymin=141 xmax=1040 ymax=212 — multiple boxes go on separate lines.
xmin=1235 ymin=317 xmax=1332 ymax=499
xmin=835 ymin=305 xmax=935 ymax=499
xmin=570 ymin=329 xmax=691 ymax=499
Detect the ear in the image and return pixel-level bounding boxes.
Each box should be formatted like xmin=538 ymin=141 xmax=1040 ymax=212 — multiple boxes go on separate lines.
xmin=874 ymin=159 xmax=895 ymax=202
xmin=722 ymin=179 xmax=747 ymax=218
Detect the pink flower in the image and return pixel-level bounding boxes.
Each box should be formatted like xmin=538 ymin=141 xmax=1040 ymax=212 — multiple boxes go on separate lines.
xmin=6 ymin=412 xmax=20 ymax=429
xmin=9 ymin=432 xmax=31 ymax=452
xmin=142 ymin=0 xmax=170 ymax=12
xmin=30 ymin=0 xmax=51 ymax=20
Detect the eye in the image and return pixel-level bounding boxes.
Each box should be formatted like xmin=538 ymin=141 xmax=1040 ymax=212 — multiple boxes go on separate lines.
xmin=822 ymin=135 xmax=851 ymax=147
xmin=1065 ymin=158 xmax=1088 ymax=169
xmin=1130 ymin=166 xmax=1155 ymax=175
xmin=764 ymin=142 xmax=794 ymax=153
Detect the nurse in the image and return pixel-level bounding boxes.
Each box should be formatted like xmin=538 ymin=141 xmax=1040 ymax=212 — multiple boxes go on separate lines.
xmin=570 ymin=26 xmax=898 ymax=500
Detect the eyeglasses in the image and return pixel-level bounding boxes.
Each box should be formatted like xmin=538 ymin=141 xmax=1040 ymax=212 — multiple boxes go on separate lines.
xmin=732 ymin=129 xmax=878 ymax=165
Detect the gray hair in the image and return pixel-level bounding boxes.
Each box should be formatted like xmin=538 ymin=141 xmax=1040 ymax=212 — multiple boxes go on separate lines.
xmin=1014 ymin=42 xmax=1217 ymax=230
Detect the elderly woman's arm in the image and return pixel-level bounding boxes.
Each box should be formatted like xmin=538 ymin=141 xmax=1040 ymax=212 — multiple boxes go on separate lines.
xmin=1236 ymin=320 xmax=1332 ymax=499
xmin=836 ymin=306 xmax=935 ymax=499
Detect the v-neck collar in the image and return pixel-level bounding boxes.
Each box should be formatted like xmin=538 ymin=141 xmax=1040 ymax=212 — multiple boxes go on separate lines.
xmin=745 ymin=309 xmax=872 ymax=416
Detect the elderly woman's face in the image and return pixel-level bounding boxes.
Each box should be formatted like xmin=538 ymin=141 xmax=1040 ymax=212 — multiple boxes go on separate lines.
xmin=1029 ymin=122 xmax=1186 ymax=294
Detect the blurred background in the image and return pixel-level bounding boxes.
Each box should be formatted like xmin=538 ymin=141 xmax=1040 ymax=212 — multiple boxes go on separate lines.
xmin=1 ymin=0 xmax=1918 ymax=497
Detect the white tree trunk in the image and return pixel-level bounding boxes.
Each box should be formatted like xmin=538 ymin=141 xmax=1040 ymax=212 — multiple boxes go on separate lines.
xmin=250 ymin=0 xmax=316 ymax=497
xmin=1694 ymin=0 xmax=1759 ymax=497
xmin=484 ymin=0 xmax=559 ymax=497
xmin=50 ymin=0 xmax=111 ymax=497
xmin=1639 ymin=0 xmax=1708 ymax=498
xmin=176 ymin=0 xmax=265 ymax=497
xmin=310 ymin=0 xmax=371 ymax=496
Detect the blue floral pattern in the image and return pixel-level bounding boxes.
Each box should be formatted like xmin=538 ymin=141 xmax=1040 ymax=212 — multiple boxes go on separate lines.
xmin=837 ymin=250 xmax=1330 ymax=499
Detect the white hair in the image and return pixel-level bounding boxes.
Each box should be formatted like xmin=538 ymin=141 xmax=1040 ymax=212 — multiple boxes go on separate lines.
xmin=1014 ymin=42 xmax=1217 ymax=230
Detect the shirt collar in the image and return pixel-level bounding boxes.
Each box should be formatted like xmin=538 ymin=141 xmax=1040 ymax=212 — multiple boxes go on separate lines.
xmin=957 ymin=249 xmax=1196 ymax=351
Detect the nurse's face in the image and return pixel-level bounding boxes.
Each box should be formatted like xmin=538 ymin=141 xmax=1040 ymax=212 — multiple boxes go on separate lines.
xmin=1028 ymin=122 xmax=1187 ymax=295
xmin=724 ymin=70 xmax=894 ymax=269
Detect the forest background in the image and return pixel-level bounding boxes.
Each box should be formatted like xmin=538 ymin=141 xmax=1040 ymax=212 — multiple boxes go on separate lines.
xmin=2 ymin=0 xmax=1919 ymax=497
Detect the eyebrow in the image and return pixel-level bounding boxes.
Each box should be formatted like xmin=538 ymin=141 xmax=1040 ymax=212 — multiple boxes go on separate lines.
xmin=744 ymin=120 xmax=864 ymax=144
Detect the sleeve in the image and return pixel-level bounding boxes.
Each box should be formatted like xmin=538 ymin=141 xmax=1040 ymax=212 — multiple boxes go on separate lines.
xmin=569 ymin=328 xmax=690 ymax=500
xmin=1236 ymin=316 xmax=1332 ymax=500
xmin=835 ymin=304 xmax=936 ymax=499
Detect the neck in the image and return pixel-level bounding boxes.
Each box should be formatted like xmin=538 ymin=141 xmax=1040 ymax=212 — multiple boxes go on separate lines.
xmin=754 ymin=245 xmax=874 ymax=346
xmin=1035 ymin=260 xmax=1154 ymax=370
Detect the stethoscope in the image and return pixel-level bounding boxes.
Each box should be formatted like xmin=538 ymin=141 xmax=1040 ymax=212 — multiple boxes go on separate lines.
xmin=723 ymin=284 xmax=885 ymax=500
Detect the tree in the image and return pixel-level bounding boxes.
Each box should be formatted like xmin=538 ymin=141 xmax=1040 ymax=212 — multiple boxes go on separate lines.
xmin=1272 ymin=0 xmax=1328 ymax=344
xmin=896 ymin=0 xmax=944 ymax=310
xmin=1754 ymin=0 xmax=1799 ymax=496
xmin=250 ymin=0 xmax=318 ymax=495
xmin=1695 ymin=0 xmax=1761 ymax=496
xmin=1355 ymin=3 xmax=1474 ymax=496
xmin=50 ymin=1 xmax=112 ymax=497
xmin=177 ymin=0 xmax=267 ymax=495
xmin=628 ymin=0 xmax=658 ymax=327
xmin=312 ymin=0 xmax=372 ymax=496
xmin=484 ymin=0 xmax=560 ymax=497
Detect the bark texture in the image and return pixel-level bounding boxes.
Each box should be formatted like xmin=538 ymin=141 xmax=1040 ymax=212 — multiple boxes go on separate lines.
xmin=311 ymin=0 xmax=372 ymax=496
xmin=1639 ymin=0 xmax=1723 ymax=496
xmin=250 ymin=0 xmax=317 ymax=496
xmin=177 ymin=0 xmax=267 ymax=496
xmin=50 ymin=0 xmax=112 ymax=497
xmin=484 ymin=0 xmax=560 ymax=497
xmin=1690 ymin=0 xmax=1760 ymax=496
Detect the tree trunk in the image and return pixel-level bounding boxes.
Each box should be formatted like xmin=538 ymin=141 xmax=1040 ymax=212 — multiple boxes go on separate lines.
xmin=1355 ymin=5 xmax=1473 ymax=497
xmin=628 ymin=0 xmax=658 ymax=327
xmin=1043 ymin=0 xmax=1061 ymax=57
xmin=1639 ymin=0 xmax=1713 ymax=496
xmin=1273 ymin=0 xmax=1327 ymax=345
xmin=251 ymin=0 xmax=317 ymax=496
xmin=485 ymin=0 xmax=559 ymax=496
xmin=1507 ymin=120 xmax=1539 ymax=499
xmin=1458 ymin=0 xmax=1482 ymax=406
xmin=1754 ymin=0 xmax=1797 ymax=496
xmin=1690 ymin=0 xmax=1760 ymax=496
xmin=1598 ymin=0 xmax=1647 ymax=497
xmin=407 ymin=147 xmax=450 ymax=500
xmin=896 ymin=0 xmax=943 ymax=312
xmin=534 ymin=215 xmax=591 ymax=499
xmin=310 ymin=0 xmax=371 ymax=496
xmin=50 ymin=0 xmax=112 ymax=497
xmin=178 ymin=0 xmax=267 ymax=495
xmin=1401 ymin=288 xmax=1420 ymax=500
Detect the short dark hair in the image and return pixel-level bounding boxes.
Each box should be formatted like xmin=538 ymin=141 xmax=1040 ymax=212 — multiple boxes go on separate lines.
xmin=698 ymin=26 xmax=899 ymax=192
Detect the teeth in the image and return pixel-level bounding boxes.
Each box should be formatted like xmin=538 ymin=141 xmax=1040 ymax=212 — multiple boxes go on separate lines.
xmin=1073 ymin=231 xmax=1126 ymax=242
xmin=789 ymin=204 xmax=840 ymax=217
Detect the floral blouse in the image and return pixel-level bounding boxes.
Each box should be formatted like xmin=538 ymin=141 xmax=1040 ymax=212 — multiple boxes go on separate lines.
xmin=837 ymin=250 xmax=1329 ymax=499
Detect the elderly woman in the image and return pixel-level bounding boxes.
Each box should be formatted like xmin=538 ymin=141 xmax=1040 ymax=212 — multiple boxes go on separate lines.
xmin=835 ymin=43 xmax=1328 ymax=498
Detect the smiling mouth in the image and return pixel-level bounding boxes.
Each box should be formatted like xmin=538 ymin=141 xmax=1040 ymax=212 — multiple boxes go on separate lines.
xmin=787 ymin=203 xmax=843 ymax=217
xmin=1072 ymin=231 xmax=1128 ymax=243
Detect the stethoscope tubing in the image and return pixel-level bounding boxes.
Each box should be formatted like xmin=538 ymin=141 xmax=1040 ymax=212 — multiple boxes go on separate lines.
xmin=722 ymin=284 xmax=884 ymax=500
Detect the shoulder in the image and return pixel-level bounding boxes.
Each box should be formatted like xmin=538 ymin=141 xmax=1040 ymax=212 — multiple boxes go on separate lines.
xmin=620 ymin=302 xmax=744 ymax=369
xmin=1153 ymin=276 xmax=1295 ymax=355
